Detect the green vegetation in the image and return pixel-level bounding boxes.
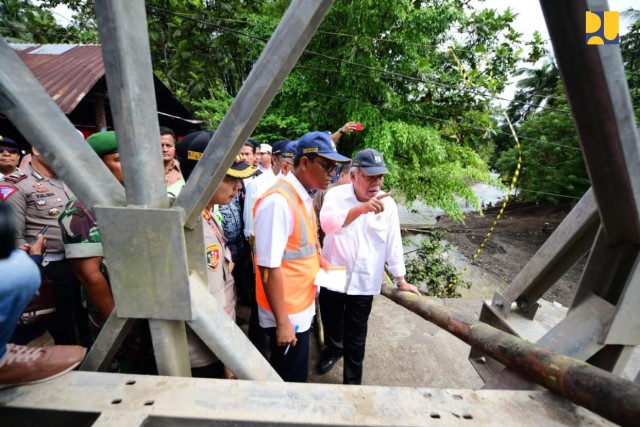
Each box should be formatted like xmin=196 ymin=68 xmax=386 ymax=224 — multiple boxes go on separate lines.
xmin=4 ymin=1 xmax=639 ymax=215
xmin=4 ymin=0 xmax=530 ymax=222
xmin=404 ymin=231 xmax=469 ymax=298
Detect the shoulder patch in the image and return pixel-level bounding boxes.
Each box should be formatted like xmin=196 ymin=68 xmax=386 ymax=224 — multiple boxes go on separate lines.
xmin=0 ymin=184 xmax=18 ymax=201
xmin=3 ymin=171 xmax=27 ymax=184
xmin=206 ymin=244 xmax=221 ymax=271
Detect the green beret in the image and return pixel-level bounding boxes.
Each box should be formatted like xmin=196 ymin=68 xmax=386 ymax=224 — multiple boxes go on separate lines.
xmin=87 ymin=131 xmax=118 ymax=157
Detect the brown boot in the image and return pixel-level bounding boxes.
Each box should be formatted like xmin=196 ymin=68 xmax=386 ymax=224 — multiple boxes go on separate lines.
xmin=0 ymin=343 xmax=86 ymax=389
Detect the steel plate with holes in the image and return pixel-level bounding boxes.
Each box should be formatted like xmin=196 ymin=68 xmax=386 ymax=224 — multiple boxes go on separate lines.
xmin=0 ymin=372 xmax=613 ymax=426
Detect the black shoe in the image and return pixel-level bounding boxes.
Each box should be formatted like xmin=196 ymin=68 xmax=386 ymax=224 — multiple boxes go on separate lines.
xmin=317 ymin=353 xmax=342 ymax=375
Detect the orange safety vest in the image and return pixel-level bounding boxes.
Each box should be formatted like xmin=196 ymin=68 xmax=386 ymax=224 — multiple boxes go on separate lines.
xmin=253 ymin=179 xmax=319 ymax=315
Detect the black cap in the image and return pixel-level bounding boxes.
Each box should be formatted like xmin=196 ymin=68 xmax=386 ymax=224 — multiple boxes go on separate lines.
xmin=177 ymin=131 xmax=258 ymax=180
xmin=352 ymin=149 xmax=389 ymax=175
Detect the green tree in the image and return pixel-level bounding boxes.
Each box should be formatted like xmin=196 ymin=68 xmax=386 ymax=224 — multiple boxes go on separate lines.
xmin=621 ymin=19 xmax=640 ymax=122
xmin=496 ymin=96 xmax=588 ymax=203
xmin=186 ymin=0 xmax=522 ymax=220
xmin=507 ymin=59 xmax=560 ymax=124
xmin=11 ymin=0 xmax=527 ymax=221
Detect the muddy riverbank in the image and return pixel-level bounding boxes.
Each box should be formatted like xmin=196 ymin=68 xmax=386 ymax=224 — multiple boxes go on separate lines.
xmin=403 ymin=201 xmax=585 ymax=307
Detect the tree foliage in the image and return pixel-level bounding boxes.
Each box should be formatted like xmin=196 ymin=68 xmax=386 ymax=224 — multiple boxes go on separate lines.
xmin=404 ymin=230 xmax=469 ymax=298
xmin=3 ymin=0 xmax=530 ymax=220
xmin=621 ymin=19 xmax=640 ymax=123
xmin=494 ymin=10 xmax=640 ymax=203
xmin=1 ymin=0 xmax=95 ymax=43
xmin=496 ymin=96 xmax=588 ymax=203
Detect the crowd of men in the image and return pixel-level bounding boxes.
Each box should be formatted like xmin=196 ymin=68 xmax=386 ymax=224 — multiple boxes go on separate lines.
xmin=0 ymin=122 xmax=419 ymax=388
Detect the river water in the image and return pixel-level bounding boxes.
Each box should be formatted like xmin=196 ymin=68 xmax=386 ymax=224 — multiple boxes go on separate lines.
xmin=397 ymin=180 xmax=507 ymax=226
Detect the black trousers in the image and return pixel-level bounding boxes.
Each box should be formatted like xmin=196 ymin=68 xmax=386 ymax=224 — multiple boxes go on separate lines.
xmin=263 ymin=327 xmax=310 ymax=383
xmin=43 ymin=259 xmax=90 ymax=346
xmin=319 ymin=288 xmax=374 ymax=385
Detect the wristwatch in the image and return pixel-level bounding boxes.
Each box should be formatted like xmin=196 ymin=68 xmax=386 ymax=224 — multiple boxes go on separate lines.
xmin=394 ymin=278 xmax=407 ymax=287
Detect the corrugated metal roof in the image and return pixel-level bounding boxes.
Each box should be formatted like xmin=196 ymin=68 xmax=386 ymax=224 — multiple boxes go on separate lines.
xmin=11 ymin=43 xmax=105 ymax=114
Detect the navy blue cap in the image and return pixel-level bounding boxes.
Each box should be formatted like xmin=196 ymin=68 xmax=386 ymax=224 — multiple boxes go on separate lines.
xmin=271 ymin=139 xmax=291 ymax=156
xmin=0 ymin=135 xmax=17 ymax=146
xmin=296 ymin=131 xmax=350 ymax=162
xmin=352 ymin=149 xmax=389 ymax=175
xmin=282 ymin=140 xmax=298 ymax=159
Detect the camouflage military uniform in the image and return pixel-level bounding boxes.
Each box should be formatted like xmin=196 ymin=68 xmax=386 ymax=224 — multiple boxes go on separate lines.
xmin=58 ymin=197 xmax=156 ymax=374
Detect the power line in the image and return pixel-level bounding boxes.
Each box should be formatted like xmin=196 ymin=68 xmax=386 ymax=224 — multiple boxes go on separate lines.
xmin=304 ymin=89 xmax=581 ymax=151
xmin=516 ymin=188 xmax=581 ymax=200
xmin=145 ymin=5 xmax=573 ymax=115
xmin=160 ymin=57 xmax=581 ymax=152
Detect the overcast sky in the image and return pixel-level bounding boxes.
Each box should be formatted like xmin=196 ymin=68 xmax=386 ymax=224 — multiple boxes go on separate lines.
xmin=51 ymin=1 xmax=637 ymax=105
xmin=469 ymin=0 xmax=638 ymax=105
xmin=474 ymin=0 xmax=638 ymax=42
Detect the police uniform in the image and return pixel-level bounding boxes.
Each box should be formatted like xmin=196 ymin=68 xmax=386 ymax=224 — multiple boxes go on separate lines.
xmin=1 ymin=163 xmax=89 ymax=346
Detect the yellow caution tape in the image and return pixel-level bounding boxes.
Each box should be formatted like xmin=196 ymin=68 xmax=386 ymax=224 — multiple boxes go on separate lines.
xmin=435 ymin=49 xmax=522 ymax=297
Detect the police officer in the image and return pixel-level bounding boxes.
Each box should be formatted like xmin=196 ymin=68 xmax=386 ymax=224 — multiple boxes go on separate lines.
xmin=0 ymin=135 xmax=21 ymax=178
xmin=0 ymin=146 xmax=89 ymax=346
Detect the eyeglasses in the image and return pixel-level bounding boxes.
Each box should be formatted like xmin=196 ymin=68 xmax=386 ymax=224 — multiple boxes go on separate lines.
xmin=361 ymin=172 xmax=384 ymax=183
xmin=0 ymin=147 xmax=19 ymax=155
xmin=313 ymin=158 xmax=338 ymax=174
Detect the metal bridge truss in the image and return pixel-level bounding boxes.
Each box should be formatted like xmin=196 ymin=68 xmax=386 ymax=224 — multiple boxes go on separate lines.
xmin=0 ymin=0 xmax=638 ymax=425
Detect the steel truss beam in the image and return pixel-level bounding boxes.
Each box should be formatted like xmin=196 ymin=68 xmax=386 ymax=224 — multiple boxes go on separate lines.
xmin=381 ymin=283 xmax=640 ymax=426
xmin=1 ymin=0 xmax=639 ymax=424
xmin=0 ymin=371 xmax=612 ymax=426
xmin=473 ymin=0 xmax=640 ymax=392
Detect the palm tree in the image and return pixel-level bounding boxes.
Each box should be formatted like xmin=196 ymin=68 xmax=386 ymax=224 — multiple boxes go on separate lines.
xmin=507 ymin=58 xmax=560 ymax=123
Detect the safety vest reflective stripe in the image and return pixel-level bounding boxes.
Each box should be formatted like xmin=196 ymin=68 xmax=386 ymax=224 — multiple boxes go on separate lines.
xmin=253 ymin=179 xmax=319 ymax=315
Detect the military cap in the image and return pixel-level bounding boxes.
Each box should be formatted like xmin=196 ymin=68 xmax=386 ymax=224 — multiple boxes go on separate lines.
xmin=86 ymin=131 xmax=118 ymax=157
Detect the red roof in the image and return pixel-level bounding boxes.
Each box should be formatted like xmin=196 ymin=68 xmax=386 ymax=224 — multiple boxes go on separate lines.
xmin=11 ymin=44 xmax=105 ymax=114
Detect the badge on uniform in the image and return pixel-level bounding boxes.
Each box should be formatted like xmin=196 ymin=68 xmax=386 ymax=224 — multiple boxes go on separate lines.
xmin=32 ymin=183 xmax=51 ymax=193
xmin=48 ymin=208 xmax=61 ymax=217
xmin=206 ymin=244 xmax=221 ymax=271
xmin=0 ymin=184 xmax=17 ymax=201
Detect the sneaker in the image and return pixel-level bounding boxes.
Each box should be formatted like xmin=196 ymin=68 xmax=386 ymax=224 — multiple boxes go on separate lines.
xmin=0 ymin=343 xmax=86 ymax=389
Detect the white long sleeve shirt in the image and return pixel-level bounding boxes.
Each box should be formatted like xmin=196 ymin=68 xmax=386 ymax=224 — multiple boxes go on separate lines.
xmin=320 ymin=184 xmax=406 ymax=295
xmin=243 ymin=169 xmax=278 ymax=238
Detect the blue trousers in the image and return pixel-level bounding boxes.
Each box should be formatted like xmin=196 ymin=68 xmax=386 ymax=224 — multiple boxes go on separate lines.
xmin=0 ymin=250 xmax=41 ymax=360
xmin=263 ymin=327 xmax=310 ymax=382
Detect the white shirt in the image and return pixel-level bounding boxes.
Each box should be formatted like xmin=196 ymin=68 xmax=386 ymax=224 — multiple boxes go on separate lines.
xmin=320 ymin=184 xmax=406 ymax=295
xmin=243 ymin=168 xmax=278 ymax=238
xmin=253 ymin=172 xmax=316 ymax=331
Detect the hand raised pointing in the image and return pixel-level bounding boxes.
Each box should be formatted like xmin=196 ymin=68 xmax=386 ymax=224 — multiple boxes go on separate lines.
xmin=361 ymin=193 xmax=390 ymax=215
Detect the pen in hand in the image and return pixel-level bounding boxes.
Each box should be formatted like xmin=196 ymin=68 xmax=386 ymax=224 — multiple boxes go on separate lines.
xmin=283 ymin=325 xmax=299 ymax=356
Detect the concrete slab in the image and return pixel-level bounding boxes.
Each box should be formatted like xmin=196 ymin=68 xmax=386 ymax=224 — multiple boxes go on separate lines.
xmin=309 ymin=296 xmax=484 ymax=389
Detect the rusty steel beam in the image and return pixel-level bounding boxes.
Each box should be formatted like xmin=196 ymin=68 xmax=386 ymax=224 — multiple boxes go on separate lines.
xmin=381 ymin=283 xmax=640 ymax=427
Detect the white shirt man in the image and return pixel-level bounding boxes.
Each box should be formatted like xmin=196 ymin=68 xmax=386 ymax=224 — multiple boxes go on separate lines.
xmin=318 ymin=148 xmax=419 ymax=385
xmin=243 ymin=140 xmax=293 ymax=238
xmin=253 ymin=131 xmax=349 ymax=382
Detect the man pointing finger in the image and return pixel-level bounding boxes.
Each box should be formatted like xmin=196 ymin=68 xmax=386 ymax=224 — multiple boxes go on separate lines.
xmin=318 ymin=148 xmax=419 ymax=384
